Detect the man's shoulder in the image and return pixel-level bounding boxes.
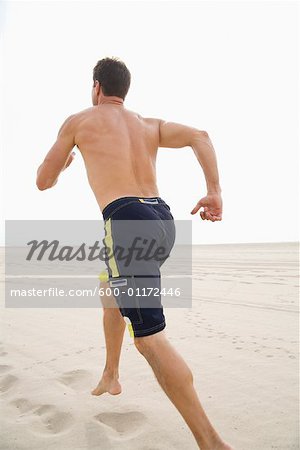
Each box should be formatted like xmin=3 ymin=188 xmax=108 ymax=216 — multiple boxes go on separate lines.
xmin=126 ymin=109 xmax=160 ymax=127
xmin=72 ymin=106 xmax=95 ymax=120
xmin=67 ymin=107 xmax=99 ymax=130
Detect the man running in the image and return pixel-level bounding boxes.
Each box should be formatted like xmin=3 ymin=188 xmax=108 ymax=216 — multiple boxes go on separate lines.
xmin=36 ymin=57 xmax=233 ymax=450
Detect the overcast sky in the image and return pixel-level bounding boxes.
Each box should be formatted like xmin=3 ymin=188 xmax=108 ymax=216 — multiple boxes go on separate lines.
xmin=1 ymin=1 xmax=299 ymax=245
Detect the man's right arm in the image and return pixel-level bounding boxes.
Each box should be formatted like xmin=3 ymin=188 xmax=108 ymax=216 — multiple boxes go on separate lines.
xmin=158 ymin=120 xmax=222 ymax=221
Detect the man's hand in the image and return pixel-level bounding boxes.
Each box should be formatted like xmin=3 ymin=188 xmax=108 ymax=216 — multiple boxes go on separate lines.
xmin=63 ymin=151 xmax=76 ymax=170
xmin=191 ymin=193 xmax=223 ymax=222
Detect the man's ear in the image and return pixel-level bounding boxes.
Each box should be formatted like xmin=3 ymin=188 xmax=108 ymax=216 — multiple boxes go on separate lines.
xmin=95 ymin=80 xmax=101 ymax=95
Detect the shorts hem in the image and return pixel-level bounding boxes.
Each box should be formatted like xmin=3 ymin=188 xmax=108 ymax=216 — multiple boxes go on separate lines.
xmin=133 ymin=321 xmax=166 ymax=337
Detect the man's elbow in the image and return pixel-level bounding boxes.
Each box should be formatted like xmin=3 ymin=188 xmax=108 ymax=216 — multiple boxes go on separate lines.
xmin=36 ymin=163 xmax=58 ymax=190
xmin=199 ymin=130 xmax=209 ymax=138
xmin=36 ymin=176 xmax=56 ymax=191
xmin=191 ymin=129 xmax=209 ymax=144
xmin=36 ymin=179 xmax=49 ymax=191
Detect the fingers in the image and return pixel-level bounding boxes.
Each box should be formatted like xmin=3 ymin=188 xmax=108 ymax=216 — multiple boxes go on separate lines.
xmin=200 ymin=211 xmax=222 ymax=221
xmin=191 ymin=198 xmax=206 ymax=215
xmin=191 ymin=200 xmax=222 ymax=221
xmin=190 ymin=203 xmax=201 ymax=215
xmin=64 ymin=152 xmax=76 ymax=169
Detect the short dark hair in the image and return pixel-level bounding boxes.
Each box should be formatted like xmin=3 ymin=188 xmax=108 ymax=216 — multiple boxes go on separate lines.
xmin=93 ymin=57 xmax=131 ymax=100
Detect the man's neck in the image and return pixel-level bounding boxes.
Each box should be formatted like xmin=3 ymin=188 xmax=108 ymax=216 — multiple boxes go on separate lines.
xmin=98 ymin=96 xmax=124 ymax=106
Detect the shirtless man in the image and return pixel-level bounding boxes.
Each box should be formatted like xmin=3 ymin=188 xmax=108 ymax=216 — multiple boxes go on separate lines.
xmin=36 ymin=57 xmax=233 ymax=450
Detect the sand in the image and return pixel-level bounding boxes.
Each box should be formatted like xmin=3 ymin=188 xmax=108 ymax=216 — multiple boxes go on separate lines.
xmin=0 ymin=243 xmax=299 ymax=450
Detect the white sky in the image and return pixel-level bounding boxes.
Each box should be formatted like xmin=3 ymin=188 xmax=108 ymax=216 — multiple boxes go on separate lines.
xmin=1 ymin=0 xmax=299 ymax=244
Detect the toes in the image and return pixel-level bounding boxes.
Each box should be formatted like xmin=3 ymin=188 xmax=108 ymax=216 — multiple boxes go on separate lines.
xmin=91 ymin=387 xmax=103 ymax=396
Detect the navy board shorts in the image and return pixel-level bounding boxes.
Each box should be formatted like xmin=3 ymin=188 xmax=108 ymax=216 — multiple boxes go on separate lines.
xmin=101 ymin=196 xmax=176 ymax=338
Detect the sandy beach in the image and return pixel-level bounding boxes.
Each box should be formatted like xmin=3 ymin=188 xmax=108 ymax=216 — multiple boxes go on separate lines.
xmin=0 ymin=243 xmax=298 ymax=450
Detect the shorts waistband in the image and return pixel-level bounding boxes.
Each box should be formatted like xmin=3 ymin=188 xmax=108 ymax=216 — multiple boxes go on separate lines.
xmin=102 ymin=196 xmax=166 ymax=221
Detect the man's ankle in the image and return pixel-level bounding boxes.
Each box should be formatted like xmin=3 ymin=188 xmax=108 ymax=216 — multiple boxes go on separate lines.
xmin=208 ymin=437 xmax=227 ymax=450
xmin=103 ymin=367 xmax=119 ymax=378
xmin=199 ymin=430 xmax=224 ymax=450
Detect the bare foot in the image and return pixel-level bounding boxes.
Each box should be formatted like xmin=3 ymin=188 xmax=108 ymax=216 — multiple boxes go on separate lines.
xmin=215 ymin=443 xmax=235 ymax=450
xmin=202 ymin=438 xmax=235 ymax=450
xmin=91 ymin=372 xmax=122 ymax=396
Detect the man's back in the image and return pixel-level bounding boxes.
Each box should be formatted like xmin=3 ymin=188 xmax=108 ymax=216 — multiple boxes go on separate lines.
xmin=75 ymin=104 xmax=160 ymax=210
xmin=36 ymin=56 xmax=222 ymax=222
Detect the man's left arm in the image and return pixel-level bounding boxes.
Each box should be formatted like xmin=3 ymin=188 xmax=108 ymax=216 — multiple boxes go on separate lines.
xmin=36 ymin=114 xmax=76 ymax=190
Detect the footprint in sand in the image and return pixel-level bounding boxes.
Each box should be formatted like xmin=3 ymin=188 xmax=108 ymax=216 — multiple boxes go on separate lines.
xmin=94 ymin=411 xmax=146 ymax=439
xmin=8 ymin=398 xmax=74 ymax=435
xmin=0 ymin=364 xmax=13 ymax=374
xmin=57 ymin=369 xmax=93 ymax=392
xmin=9 ymin=397 xmax=35 ymax=414
xmin=30 ymin=404 xmax=73 ymax=435
xmin=85 ymin=421 xmax=112 ymax=449
xmin=0 ymin=374 xmax=18 ymax=393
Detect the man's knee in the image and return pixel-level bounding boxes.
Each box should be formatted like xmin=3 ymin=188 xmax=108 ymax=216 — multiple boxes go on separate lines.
xmin=134 ymin=330 xmax=165 ymax=355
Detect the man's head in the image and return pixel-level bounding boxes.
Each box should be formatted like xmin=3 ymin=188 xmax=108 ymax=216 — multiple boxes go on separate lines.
xmin=92 ymin=57 xmax=131 ymax=105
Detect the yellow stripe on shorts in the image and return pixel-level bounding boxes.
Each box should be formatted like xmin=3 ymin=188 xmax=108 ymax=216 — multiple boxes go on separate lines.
xmin=124 ymin=317 xmax=134 ymax=338
xmin=98 ymin=269 xmax=109 ymax=282
xmin=103 ymin=218 xmax=119 ymax=278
